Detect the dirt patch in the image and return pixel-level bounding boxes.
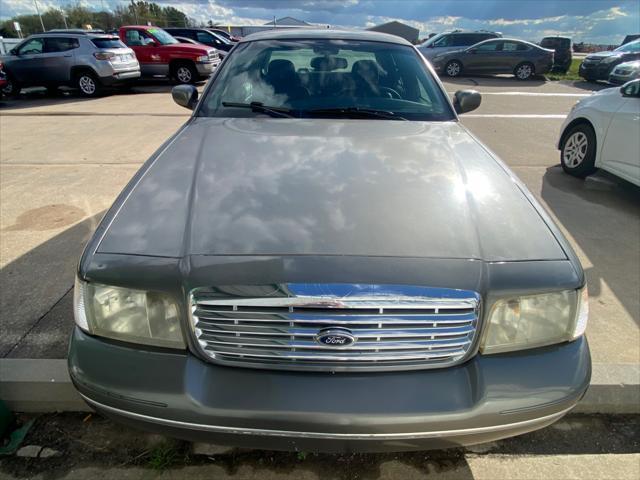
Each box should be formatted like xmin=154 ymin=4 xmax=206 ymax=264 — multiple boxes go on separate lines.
xmin=4 ymin=205 xmax=85 ymax=231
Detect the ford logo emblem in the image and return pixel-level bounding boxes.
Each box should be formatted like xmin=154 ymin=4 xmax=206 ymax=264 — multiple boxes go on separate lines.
xmin=315 ymin=328 xmax=356 ymax=347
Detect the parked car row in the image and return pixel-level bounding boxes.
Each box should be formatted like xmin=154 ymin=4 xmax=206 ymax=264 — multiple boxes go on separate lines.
xmin=0 ymin=25 xmax=227 ymax=98
xmin=579 ymin=39 xmax=640 ymax=82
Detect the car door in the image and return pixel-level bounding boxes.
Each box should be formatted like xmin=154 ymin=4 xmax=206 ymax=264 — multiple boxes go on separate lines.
xmin=599 ymin=81 xmax=640 ymax=185
xmin=10 ymin=37 xmax=45 ymax=84
xmin=42 ymin=37 xmax=78 ymax=83
xmin=501 ymin=41 xmax=526 ymax=71
xmin=122 ymin=29 xmax=166 ymax=76
xmin=464 ymin=40 xmax=502 ymax=73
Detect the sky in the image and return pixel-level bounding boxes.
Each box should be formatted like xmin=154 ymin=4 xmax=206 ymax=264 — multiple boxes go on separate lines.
xmin=0 ymin=0 xmax=638 ymax=44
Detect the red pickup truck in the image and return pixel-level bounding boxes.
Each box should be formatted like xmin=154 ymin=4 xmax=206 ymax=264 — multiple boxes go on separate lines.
xmin=119 ymin=26 xmax=219 ymax=84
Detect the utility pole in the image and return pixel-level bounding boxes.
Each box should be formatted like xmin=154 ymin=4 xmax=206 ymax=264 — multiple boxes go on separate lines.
xmin=62 ymin=14 xmax=68 ymax=29
xmin=131 ymin=0 xmax=139 ymax=24
xmin=33 ymin=0 xmax=45 ymax=32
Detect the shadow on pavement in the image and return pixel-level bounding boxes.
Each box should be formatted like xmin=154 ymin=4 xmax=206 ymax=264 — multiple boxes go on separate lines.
xmin=561 ymin=80 xmax=613 ymax=92
xmin=541 ymin=166 xmax=640 ymax=325
xmin=1 ymin=213 xmax=104 ymax=358
xmin=442 ymin=75 xmax=547 ymax=87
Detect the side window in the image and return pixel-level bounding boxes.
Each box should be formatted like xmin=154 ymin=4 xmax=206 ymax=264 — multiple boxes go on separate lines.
xmin=476 ymin=41 xmax=501 ymax=52
xmin=516 ymin=42 xmax=530 ymax=51
xmin=450 ymin=35 xmax=467 ymax=47
xmin=502 ymin=42 xmax=520 ymax=52
xmin=44 ymin=37 xmax=79 ymax=53
xmin=196 ymin=32 xmax=217 ymax=45
xmin=433 ymin=35 xmax=451 ymax=47
xmin=622 ymin=80 xmax=640 ymax=98
xmin=124 ymin=30 xmax=152 ymax=46
xmin=18 ymin=38 xmax=44 ymax=55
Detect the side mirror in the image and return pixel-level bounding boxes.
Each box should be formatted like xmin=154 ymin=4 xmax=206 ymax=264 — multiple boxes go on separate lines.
xmin=453 ymin=89 xmax=482 ymax=114
xmin=172 ymin=84 xmax=198 ymax=110
xmin=620 ymin=80 xmax=640 ymax=98
xmin=9 ymin=48 xmax=17 ymax=56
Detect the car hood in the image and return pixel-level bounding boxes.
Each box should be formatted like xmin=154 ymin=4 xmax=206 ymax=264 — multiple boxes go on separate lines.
xmin=586 ymin=51 xmax=621 ymax=60
xmin=97 ymin=118 xmax=565 ymax=261
xmin=162 ymin=43 xmax=212 ymax=55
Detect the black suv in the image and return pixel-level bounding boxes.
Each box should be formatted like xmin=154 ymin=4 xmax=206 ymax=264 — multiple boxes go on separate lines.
xmin=579 ymin=39 xmax=640 ymax=81
xmin=540 ymin=36 xmax=572 ymax=73
xmin=164 ymin=28 xmax=233 ymax=55
xmin=418 ymin=30 xmax=502 ymax=60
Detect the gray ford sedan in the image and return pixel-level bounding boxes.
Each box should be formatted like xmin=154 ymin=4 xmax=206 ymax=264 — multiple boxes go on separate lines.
xmin=69 ymin=29 xmax=590 ymax=453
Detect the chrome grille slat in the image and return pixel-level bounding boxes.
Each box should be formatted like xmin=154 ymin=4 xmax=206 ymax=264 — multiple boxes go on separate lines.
xmin=195 ymin=324 xmax=475 ymax=338
xmin=199 ymin=337 xmax=472 ymax=351
xmin=190 ymin=284 xmax=480 ymax=371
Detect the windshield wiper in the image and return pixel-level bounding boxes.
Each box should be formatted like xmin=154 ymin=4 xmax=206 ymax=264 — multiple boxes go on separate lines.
xmin=307 ymin=107 xmax=407 ymax=121
xmin=222 ymin=101 xmax=294 ymax=118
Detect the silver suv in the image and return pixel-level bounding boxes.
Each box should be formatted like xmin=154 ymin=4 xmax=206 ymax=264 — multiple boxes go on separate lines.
xmin=0 ymin=30 xmax=140 ymax=97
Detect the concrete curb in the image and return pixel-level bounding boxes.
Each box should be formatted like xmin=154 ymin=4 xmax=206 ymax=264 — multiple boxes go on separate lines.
xmin=1 ymin=359 xmax=638 ymax=414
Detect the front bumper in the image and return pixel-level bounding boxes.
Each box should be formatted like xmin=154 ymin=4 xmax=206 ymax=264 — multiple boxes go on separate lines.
xmin=196 ymin=62 xmax=214 ymax=77
xmin=579 ymin=61 xmax=613 ymax=80
xmin=609 ymin=73 xmax=638 ymax=85
xmin=100 ymin=69 xmax=141 ymax=86
xmin=69 ymin=328 xmax=590 ymax=452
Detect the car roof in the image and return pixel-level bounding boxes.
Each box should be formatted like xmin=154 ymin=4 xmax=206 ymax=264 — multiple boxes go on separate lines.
xmin=239 ymin=28 xmax=411 ymax=45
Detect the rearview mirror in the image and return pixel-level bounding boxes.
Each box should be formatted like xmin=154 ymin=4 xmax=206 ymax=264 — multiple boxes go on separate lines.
xmin=172 ymin=84 xmax=198 ymax=110
xmin=453 ymin=90 xmax=482 ymax=114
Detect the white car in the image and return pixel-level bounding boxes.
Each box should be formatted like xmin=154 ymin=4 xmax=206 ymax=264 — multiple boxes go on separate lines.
xmin=558 ymin=79 xmax=640 ymax=186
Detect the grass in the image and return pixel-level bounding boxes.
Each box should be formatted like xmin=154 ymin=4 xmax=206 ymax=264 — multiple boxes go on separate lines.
xmin=147 ymin=443 xmax=179 ymax=471
xmin=546 ymin=58 xmax=583 ymax=81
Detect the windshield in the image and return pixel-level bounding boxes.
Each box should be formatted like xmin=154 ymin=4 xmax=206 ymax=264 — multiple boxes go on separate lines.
xmin=616 ymin=39 xmax=640 ymax=52
xmin=148 ymin=27 xmax=178 ymax=45
xmin=210 ymin=30 xmax=231 ymax=44
xmin=422 ymin=33 xmax=445 ymax=47
xmin=199 ymin=39 xmax=455 ymax=121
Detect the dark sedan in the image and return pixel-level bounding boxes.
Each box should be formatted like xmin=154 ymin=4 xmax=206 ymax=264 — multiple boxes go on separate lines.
xmin=579 ymin=39 xmax=640 ymax=81
xmin=431 ymin=38 xmax=554 ymax=80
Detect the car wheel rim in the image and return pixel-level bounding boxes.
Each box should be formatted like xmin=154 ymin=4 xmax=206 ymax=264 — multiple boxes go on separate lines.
xmin=447 ymin=63 xmax=460 ymax=76
xmin=517 ymin=65 xmax=532 ymax=79
xmin=79 ymin=76 xmax=96 ymax=94
xmin=177 ymin=67 xmax=192 ymax=83
xmin=563 ymin=132 xmax=588 ymax=168
xmin=2 ymin=80 xmax=13 ymax=94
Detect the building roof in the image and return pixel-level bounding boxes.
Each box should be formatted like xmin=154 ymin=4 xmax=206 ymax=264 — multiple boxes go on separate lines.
xmin=264 ymin=16 xmax=310 ymax=26
xmin=366 ymin=21 xmax=420 ymax=43
xmin=240 ymin=28 xmax=412 ymax=45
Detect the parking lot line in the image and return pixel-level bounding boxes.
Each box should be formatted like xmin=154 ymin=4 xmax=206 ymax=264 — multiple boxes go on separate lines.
xmin=464 ymin=114 xmax=567 ymax=118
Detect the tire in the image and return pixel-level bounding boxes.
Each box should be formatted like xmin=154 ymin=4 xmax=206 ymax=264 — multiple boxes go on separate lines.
xmin=1 ymin=74 xmax=21 ymax=98
xmin=444 ymin=60 xmax=462 ymax=78
xmin=560 ymin=123 xmax=597 ymax=178
xmin=172 ymin=62 xmax=197 ymax=84
xmin=514 ymin=62 xmax=535 ymax=80
xmin=75 ymin=71 xmax=102 ymax=97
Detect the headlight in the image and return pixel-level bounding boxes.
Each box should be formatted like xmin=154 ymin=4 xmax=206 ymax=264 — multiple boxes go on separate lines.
xmin=196 ymin=55 xmax=210 ymax=62
xmin=74 ymin=278 xmax=186 ymax=349
xmin=602 ymin=55 xmax=620 ymax=64
xmin=481 ymin=287 xmax=588 ymax=354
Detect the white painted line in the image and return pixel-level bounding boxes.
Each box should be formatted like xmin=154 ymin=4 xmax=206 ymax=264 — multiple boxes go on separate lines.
xmin=463 ymin=114 xmax=567 ymax=119
xmin=447 ymin=91 xmax=590 ymax=97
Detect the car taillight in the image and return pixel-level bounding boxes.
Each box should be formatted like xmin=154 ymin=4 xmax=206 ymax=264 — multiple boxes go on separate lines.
xmin=93 ymin=52 xmax=115 ymax=60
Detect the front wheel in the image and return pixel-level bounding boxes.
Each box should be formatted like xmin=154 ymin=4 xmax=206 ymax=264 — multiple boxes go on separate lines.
xmin=1 ymin=75 xmax=21 ymax=98
xmin=560 ymin=124 xmax=597 ymax=177
xmin=173 ymin=63 xmax=197 ymax=84
xmin=514 ymin=62 xmax=535 ymax=80
xmin=76 ymin=72 xmax=102 ymax=97
xmin=444 ymin=60 xmax=462 ymax=77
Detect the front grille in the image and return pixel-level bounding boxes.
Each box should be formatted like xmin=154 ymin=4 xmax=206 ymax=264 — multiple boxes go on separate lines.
xmin=189 ymin=284 xmax=480 ymax=371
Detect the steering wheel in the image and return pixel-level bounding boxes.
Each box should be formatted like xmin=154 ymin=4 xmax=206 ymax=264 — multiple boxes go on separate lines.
xmin=380 ymin=87 xmax=401 ymax=99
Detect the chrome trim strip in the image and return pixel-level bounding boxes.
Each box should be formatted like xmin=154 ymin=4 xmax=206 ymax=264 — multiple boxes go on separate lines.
xmin=80 ymin=393 xmax=573 ymax=440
